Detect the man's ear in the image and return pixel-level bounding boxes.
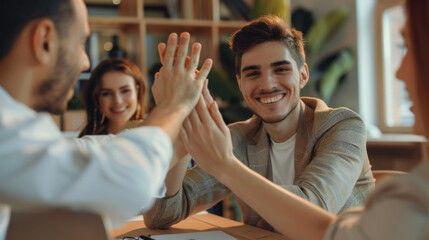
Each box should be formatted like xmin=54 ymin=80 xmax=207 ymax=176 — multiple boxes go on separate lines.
xmin=299 ymin=63 xmax=310 ymax=89
xmin=236 ymin=74 xmax=241 ymax=90
xmin=31 ymin=19 xmax=58 ymax=65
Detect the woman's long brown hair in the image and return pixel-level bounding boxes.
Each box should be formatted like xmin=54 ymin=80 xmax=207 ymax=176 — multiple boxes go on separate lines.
xmin=79 ymin=58 xmax=148 ymax=137
xmin=407 ymin=0 xmax=429 ymax=138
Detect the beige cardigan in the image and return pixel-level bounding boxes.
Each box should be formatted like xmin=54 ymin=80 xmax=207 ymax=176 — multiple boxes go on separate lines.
xmin=325 ymin=160 xmax=429 ymax=240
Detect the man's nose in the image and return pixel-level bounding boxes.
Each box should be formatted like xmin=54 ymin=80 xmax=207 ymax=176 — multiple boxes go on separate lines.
xmin=82 ymin=50 xmax=90 ymax=71
xmin=259 ymin=72 xmax=278 ymax=91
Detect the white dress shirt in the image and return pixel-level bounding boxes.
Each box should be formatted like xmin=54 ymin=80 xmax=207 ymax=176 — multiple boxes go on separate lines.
xmin=0 ymin=86 xmax=172 ymax=239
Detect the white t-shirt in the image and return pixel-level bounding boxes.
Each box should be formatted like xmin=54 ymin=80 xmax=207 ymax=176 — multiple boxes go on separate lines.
xmin=270 ymin=134 xmax=296 ymax=187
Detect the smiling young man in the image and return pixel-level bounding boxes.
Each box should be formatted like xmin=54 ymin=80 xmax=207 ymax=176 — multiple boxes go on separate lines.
xmin=144 ymin=16 xmax=374 ymax=231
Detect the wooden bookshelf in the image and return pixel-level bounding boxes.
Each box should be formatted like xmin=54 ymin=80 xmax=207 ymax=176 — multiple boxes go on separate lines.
xmin=85 ymin=0 xmax=247 ymax=75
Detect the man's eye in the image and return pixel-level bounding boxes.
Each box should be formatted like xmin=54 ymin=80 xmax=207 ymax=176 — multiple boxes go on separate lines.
xmin=246 ymin=72 xmax=259 ymax=78
xmin=101 ymin=92 xmax=111 ymax=96
xmin=275 ymin=67 xmax=288 ymax=73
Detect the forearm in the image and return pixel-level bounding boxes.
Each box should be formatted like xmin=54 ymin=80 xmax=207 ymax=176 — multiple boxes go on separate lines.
xmin=0 ymin=128 xmax=172 ymax=225
xmin=145 ymin=165 xmax=231 ymax=229
xmin=217 ymin=157 xmax=336 ymax=240
xmin=165 ymin=154 xmax=191 ymax=197
xmin=144 ymin=104 xmax=188 ymax=143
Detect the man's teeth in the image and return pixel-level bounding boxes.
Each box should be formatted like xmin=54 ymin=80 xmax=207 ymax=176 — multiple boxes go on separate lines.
xmin=260 ymin=95 xmax=283 ymax=104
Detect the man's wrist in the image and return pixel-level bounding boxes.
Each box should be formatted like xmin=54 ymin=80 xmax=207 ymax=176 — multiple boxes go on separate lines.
xmin=146 ymin=103 xmax=188 ymax=125
xmin=215 ymin=155 xmax=240 ymax=182
xmin=158 ymin=102 xmax=189 ymax=118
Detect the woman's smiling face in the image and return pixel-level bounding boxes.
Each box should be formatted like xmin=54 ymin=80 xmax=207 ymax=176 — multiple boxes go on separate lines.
xmin=98 ymin=71 xmax=138 ymax=128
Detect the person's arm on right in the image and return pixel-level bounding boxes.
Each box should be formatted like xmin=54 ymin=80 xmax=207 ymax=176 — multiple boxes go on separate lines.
xmin=162 ymin=80 xmax=214 ymax=197
xmin=164 ymin=141 xmax=191 ymax=197
xmin=180 ymin=91 xmax=336 ymax=240
xmin=143 ymin=83 xmax=230 ymax=229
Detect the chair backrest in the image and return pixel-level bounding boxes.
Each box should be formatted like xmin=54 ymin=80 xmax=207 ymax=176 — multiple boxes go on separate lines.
xmin=6 ymin=208 xmax=111 ymax=240
xmin=372 ymin=170 xmax=407 ymax=187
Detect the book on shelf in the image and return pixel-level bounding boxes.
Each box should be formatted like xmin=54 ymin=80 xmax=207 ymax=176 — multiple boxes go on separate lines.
xmin=220 ymin=0 xmax=250 ymax=21
xmin=88 ymin=32 xmax=100 ymax=71
xmin=182 ymin=0 xmax=194 ymax=19
xmin=145 ymin=0 xmax=210 ymax=20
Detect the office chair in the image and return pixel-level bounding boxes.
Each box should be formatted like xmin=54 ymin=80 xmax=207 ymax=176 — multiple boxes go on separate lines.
xmin=7 ymin=207 xmax=111 ymax=240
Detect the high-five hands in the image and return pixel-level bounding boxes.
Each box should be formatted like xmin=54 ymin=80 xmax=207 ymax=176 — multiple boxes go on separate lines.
xmin=180 ymin=81 xmax=236 ymax=177
xmin=151 ymin=32 xmax=212 ymax=116
xmin=142 ymin=32 xmax=212 ymax=155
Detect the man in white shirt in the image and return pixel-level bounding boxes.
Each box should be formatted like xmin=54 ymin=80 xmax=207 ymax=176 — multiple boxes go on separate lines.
xmin=0 ymin=0 xmax=212 ymax=238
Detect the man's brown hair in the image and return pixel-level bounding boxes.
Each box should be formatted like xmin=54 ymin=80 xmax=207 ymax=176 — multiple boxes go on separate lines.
xmin=230 ymin=15 xmax=306 ymax=76
xmin=0 ymin=0 xmax=74 ymax=60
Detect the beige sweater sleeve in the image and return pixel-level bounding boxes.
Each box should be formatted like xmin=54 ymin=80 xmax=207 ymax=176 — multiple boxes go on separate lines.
xmin=324 ymin=161 xmax=429 ymax=240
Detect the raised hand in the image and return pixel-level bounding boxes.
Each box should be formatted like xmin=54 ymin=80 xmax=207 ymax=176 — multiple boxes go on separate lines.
xmin=152 ymin=32 xmax=212 ymax=115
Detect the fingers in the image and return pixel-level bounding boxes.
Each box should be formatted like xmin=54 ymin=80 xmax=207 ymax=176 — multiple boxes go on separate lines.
xmin=161 ymin=32 xmax=211 ymax=76
xmin=202 ymin=79 xmax=214 ymax=106
xmin=161 ymin=32 xmax=190 ymax=69
xmin=182 ymin=97 xmax=207 ymax=144
xmin=182 ymin=116 xmax=192 ymax=138
xmin=163 ymin=33 xmax=178 ymax=69
xmin=187 ymin=43 xmax=202 ymax=73
xmin=157 ymin=43 xmax=166 ymax=64
xmin=209 ymin=101 xmax=228 ymax=134
xmin=159 ymin=44 xmax=181 ymax=66
xmin=185 ymin=56 xmax=191 ymax=68
xmin=179 ymin=126 xmax=189 ymax=147
xmin=175 ymin=32 xmax=190 ymax=69
xmin=196 ymin=59 xmax=213 ymax=82
xmin=152 ymin=71 xmax=161 ymax=105
xmin=188 ymin=107 xmax=201 ymax=128
xmin=194 ymin=96 xmax=212 ymax=126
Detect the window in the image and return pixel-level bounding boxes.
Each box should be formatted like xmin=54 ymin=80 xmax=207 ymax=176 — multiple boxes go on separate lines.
xmin=378 ymin=0 xmax=412 ymax=133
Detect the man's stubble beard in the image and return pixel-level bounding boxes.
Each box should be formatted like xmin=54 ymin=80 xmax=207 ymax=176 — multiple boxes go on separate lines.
xmin=250 ymin=99 xmax=299 ymax=124
xmin=33 ymin=46 xmax=79 ymax=115
xmin=244 ymin=76 xmax=303 ymax=125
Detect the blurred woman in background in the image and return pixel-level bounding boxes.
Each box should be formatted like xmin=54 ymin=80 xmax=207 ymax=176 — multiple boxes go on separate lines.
xmin=79 ymin=58 xmax=148 ymax=136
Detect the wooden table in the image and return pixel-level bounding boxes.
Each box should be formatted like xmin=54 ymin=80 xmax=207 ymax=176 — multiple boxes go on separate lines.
xmin=112 ymin=213 xmax=287 ymax=240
